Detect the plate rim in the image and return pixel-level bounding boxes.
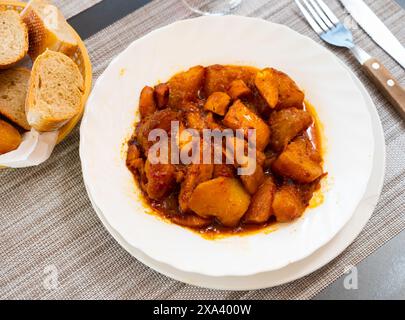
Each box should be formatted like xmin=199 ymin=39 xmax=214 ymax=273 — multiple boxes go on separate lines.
xmin=80 ymin=15 xmax=376 ymax=277
xmin=84 ymin=62 xmax=385 ymax=290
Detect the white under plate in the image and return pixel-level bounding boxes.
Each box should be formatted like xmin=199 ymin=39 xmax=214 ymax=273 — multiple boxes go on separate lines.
xmin=80 ymin=16 xmax=375 ymax=276
xmin=85 ymin=64 xmax=385 ymax=290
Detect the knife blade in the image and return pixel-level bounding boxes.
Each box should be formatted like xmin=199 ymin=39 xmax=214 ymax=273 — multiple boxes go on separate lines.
xmin=340 ymin=0 xmax=405 ymax=69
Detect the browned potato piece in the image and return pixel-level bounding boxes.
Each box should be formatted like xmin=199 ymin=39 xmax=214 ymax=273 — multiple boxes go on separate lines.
xmin=272 ymin=185 xmax=305 ymax=222
xmin=154 ymin=83 xmax=170 ymax=109
xmin=171 ymin=213 xmax=213 ymax=229
xmin=126 ymin=142 xmax=143 ymax=172
xmin=185 ymin=111 xmax=206 ymax=131
xmin=213 ymin=164 xmax=235 ymax=178
xmin=179 ymin=163 xmax=214 ymax=213
xmin=223 ymin=136 xmax=266 ymax=168
xmin=255 ymin=68 xmax=305 ymax=110
xmin=254 ymin=68 xmax=279 ymax=108
xmin=240 ymin=164 xmax=265 ymax=195
xmin=276 ymin=69 xmax=305 ymax=109
xmin=0 ymin=119 xmax=21 ymax=154
xmin=144 ymin=160 xmax=176 ymax=200
xmin=228 ymin=79 xmax=251 ymax=100
xmin=185 ymin=110 xmax=222 ymax=133
xmin=136 ymin=109 xmax=180 ymax=153
xmin=139 ymin=86 xmax=156 ymax=118
xmin=189 ymin=177 xmax=251 ymax=227
xmin=244 ymin=176 xmax=276 ymax=224
xmin=269 ymin=108 xmax=313 ymax=152
xmin=223 ymin=100 xmax=271 ymax=151
xmin=256 ymin=150 xmax=266 ymax=167
xmin=272 ymin=139 xmax=323 ymax=183
xmin=205 ymin=65 xmax=256 ymax=96
xmin=263 ymin=149 xmax=278 ymax=170
xmin=168 ymin=66 xmax=205 ymax=108
xmin=204 ymin=92 xmax=231 ymax=116
xmin=297 ymin=178 xmax=322 ymax=206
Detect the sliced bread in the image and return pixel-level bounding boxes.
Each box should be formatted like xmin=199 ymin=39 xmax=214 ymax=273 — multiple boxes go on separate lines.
xmin=21 ymin=0 xmax=78 ymax=60
xmin=0 ymin=10 xmax=29 ymax=69
xmin=26 ymin=50 xmax=84 ymax=132
xmin=0 ymin=68 xmax=31 ymax=130
xmin=0 ymin=119 xmax=22 ymax=154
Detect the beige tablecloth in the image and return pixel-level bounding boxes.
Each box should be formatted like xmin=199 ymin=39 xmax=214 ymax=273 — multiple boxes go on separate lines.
xmin=1 ymin=0 xmax=404 ymax=299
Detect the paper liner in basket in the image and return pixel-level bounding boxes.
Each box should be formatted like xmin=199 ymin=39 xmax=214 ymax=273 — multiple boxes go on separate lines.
xmin=0 ymin=129 xmax=58 ymax=168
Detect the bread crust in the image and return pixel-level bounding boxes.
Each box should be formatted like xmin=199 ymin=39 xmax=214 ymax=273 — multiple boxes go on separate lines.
xmin=0 ymin=119 xmax=22 ymax=154
xmin=0 ymin=11 xmax=29 ymax=69
xmin=21 ymin=1 xmax=77 ymax=60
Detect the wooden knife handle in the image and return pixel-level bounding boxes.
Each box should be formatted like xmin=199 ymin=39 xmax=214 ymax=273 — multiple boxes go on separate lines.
xmin=363 ymin=58 xmax=405 ymax=120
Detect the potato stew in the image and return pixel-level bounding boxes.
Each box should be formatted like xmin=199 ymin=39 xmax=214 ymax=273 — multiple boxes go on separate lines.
xmin=126 ymin=65 xmax=326 ymax=237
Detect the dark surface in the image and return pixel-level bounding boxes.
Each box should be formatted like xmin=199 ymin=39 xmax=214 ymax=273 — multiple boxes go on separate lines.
xmin=315 ymin=231 xmax=405 ymax=300
xmin=68 ymin=0 xmax=150 ymax=39
xmin=68 ymin=0 xmax=405 ymax=300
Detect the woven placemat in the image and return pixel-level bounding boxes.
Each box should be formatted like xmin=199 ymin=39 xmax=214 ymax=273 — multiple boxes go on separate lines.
xmin=0 ymin=0 xmax=404 ymax=299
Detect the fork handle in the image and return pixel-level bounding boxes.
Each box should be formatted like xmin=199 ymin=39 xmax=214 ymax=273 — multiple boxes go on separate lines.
xmin=363 ymin=58 xmax=405 ymax=120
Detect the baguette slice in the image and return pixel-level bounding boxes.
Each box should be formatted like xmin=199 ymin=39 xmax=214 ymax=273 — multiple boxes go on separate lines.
xmin=0 ymin=10 xmax=29 ymax=69
xmin=0 ymin=68 xmax=31 ymax=130
xmin=26 ymin=50 xmax=84 ymax=132
xmin=21 ymin=0 xmax=78 ymax=60
xmin=0 ymin=119 xmax=22 ymax=155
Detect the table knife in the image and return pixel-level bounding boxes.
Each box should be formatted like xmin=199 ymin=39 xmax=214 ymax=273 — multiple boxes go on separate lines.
xmin=340 ymin=0 xmax=405 ymax=70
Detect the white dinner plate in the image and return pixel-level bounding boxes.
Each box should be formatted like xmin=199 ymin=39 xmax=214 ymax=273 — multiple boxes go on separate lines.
xmin=80 ymin=16 xmax=375 ymax=276
xmin=85 ymin=64 xmax=385 ymax=290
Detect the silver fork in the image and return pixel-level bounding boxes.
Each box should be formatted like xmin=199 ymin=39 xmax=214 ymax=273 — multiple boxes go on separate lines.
xmin=295 ymin=0 xmax=405 ymax=119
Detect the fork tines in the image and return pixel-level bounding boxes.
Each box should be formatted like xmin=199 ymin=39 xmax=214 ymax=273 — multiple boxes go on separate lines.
xmin=295 ymin=0 xmax=340 ymax=34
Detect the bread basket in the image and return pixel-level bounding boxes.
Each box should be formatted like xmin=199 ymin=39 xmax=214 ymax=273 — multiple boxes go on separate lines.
xmin=0 ymin=0 xmax=92 ymax=145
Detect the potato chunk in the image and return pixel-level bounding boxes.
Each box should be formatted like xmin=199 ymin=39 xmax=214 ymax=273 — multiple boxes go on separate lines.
xmin=272 ymin=185 xmax=305 ymax=222
xmin=154 ymin=83 xmax=170 ymax=109
xmin=144 ymin=160 xmax=176 ymax=200
xmin=272 ymin=139 xmax=323 ymax=183
xmin=269 ymin=108 xmax=313 ymax=152
xmin=254 ymin=68 xmax=279 ymax=108
xmin=223 ymin=100 xmax=271 ymax=151
xmin=179 ymin=163 xmax=214 ymax=213
xmin=213 ymin=164 xmax=236 ymax=178
xmin=240 ymin=164 xmax=265 ymax=195
xmin=189 ymin=177 xmax=251 ymax=227
xmin=204 ymin=92 xmax=231 ymax=116
xmin=228 ymin=79 xmax=251 ymax=100
xmin=255 ymin=68 xmax=305 ymax=110
xmin=136 ymin=109 xmax=180 ymax=153
xmin=139 ymin=86 xmax=156 ymax=118
xmin=205 ymin=65 xmax=256 ymax=96
xmin=244 ymin=176 xmax=276 ymax=224
xmin=185 ymin=111 xmax=207 ymax=131
xmin=126 ymin=142 xmax=143 ymax=172
xmin=223 ymin=136 xmax=266 ymax=169
xmin=276 ymin=69 xmax=305 ymax=109
xmin=168 ymin=66 xmax=205 ymax=108
xmin=170 ymin=214 xmax=213 ymax=229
